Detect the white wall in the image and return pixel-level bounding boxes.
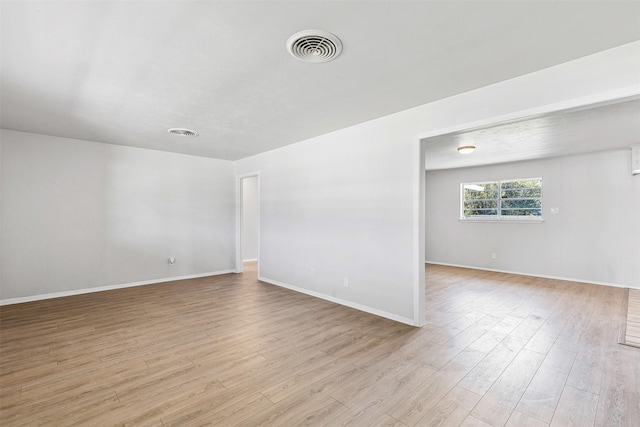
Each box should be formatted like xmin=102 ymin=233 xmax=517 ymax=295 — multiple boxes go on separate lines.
xmin=241 ymin=176 xmax=259 ymax=261
xmin=234 ymin=41 xmax=640 ymax=325
xmin=235 ymin=123 xmax=419 ymax=324
xmin=0 ymin=130 xmax=235 ymax=302
xmin=426 ymin=150 xmax=640 ymax=288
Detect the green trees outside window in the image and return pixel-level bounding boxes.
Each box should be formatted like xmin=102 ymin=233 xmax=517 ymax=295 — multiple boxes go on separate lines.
xmin=462 ymin=178 xmax=542 ymax=219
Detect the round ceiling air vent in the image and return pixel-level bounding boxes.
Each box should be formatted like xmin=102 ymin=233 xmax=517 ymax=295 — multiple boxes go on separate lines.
xmin=168 ymin=128 xmax=199 ymax=137
xmin=286 ymin=29 xmax=342 ymax=63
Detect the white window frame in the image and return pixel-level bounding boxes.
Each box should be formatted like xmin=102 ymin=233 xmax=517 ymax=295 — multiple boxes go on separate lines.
xmin=460 ymin=177 xmax=543 ymax=222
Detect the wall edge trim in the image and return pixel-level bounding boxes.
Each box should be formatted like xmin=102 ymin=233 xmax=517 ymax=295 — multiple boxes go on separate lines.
xmin=0 ymin=270 xmax=236 ymax=306
xmin=425 ymin=261 xmax=636 ymax=289
xmin=258 ymin=276 xmax=418 ymax=327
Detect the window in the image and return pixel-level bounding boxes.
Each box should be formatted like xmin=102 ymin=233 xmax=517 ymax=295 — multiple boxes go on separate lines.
xmin=461 ymin=177 xmax=542 ymax=220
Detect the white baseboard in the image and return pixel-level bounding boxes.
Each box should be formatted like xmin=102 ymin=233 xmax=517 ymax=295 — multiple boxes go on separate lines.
xmin=243 ymin=258 xmax=258 ymax=262
xmin=258 ymin=275 xmax=417 ymax=326
xmin=425 ymin=261 xmax=637 ymax=289
xmin=0 ymin=270 xmax=236 ymax=306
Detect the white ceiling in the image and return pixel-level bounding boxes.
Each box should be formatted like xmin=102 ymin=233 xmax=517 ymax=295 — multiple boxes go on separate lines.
xmin=1 ymin=1 xmax=639 ymax=161
xmin=424 ymin=97 xmax=640 ymax=170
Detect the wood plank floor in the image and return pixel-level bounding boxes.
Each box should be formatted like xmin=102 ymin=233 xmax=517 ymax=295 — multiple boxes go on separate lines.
xmin=624 ymin=289 xmax=640 ymax=348
xmin=1 ymin=263 xmax=638 ymax=426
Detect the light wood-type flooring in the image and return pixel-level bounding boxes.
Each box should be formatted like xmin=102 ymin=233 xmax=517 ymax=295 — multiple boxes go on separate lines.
xmin=1 ymin=263 xmax=638 ymax=426
xmin=623 ymin=289 xmax=640 ymax=348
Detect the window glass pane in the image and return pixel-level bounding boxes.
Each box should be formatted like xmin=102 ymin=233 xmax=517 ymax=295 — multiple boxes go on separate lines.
xmin=501 ymin=208 xmax=542 ymax=216
xmin=502 ymin=179 xmax=540 ymax=189
xmin=462 ymin=182 xmax=499 ymax=218
xmin=464 ymin=183 xmax=498 ymax=200
xmin=501 ymin=189 xmax=522 ymax=198
xmin=499 ymin=178 xmax=542 ymax=218
xmin=464 ymin=200 xmax=498 ymax=210
xmin=461 ymin=177 xmax=542 ymax=220
xmin=501 ymin=199 xmax=541 ymax=209
xmin=465 ymin=209 xmax=498 ymax=216
xmin=521 ymin=187 xmax=541 ymax=198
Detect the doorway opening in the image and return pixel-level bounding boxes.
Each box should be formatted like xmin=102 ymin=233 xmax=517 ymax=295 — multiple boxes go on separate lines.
xmin=236 ymin=173 xmax=260 ymax=274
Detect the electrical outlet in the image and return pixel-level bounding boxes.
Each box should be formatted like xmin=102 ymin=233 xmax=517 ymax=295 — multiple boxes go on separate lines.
xmin=343 ymin=277 xmax=349 ymax=288
xmin=310 ymin=268 xmax=315 ymax=277
xmin=491 ymin=253 xmax=497 ymax=259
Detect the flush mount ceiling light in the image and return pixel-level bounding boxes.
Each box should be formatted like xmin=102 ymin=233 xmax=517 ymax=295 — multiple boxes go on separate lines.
xmin=168 ymin=128 xmax=199 ymax=137
xmin=457 ymin=145 xmax=476 ymax=154
xmin=286 ymin=29 xmax=342 ymax=63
